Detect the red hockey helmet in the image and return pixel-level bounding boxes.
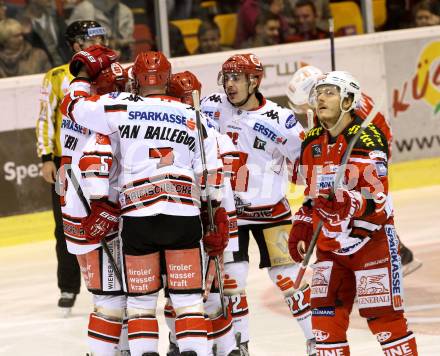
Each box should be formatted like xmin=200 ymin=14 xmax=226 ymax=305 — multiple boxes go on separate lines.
xmin=91 ymin=62 xmax=128 ymax=95
xmin=168 ymin=71 xmax=202 ymax=105
xmin=132 ymin=51 xmax=171 ymax=87
xmin=219 ymin=53 xmax=264 ymax=87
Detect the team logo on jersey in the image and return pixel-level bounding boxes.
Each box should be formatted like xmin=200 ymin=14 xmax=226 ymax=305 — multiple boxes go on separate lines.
xmin=253 ymin=136 xmax=266 ymax=150
xmin=262 ymin=109 xmax=280 ymax=123
xmin=108 ymin=92 xmax=120 ymax=99
xmin=208 ymin=94 xmax=222 ymax=103
xmin=285 ymin=114 xmax=298 ymax=129
xmin=355 ymin=268 xmax=392 ymax=309
xmin=312 ymin=144 xmax=321 ymax=157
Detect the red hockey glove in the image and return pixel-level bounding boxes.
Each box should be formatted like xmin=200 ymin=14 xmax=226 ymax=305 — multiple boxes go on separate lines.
xmin=82 ymin=200 xmax=120 ymax=243
xmin=202 ymin=207 xmax=229 ymax=257
xmin=70 ymin=44 xmax=119 ymax=79
xmin=314 ymin=188 xmax=364 ymax=226
xmin=288 ymin=205 xmax=313 ymax=263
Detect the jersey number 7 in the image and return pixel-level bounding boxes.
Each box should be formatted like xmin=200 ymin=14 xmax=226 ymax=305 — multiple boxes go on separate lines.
xmin=149 ymin=147 xmax=175 ymax=168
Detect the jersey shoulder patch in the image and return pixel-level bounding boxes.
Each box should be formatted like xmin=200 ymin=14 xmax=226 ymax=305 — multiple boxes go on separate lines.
xmin=348 ymin=118 xmax=388 ymax=157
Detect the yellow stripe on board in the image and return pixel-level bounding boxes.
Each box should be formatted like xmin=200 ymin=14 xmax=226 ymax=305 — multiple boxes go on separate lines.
xmin=0 ymin=211 xmax=54 ymax=247
xmin=1 ymin=157 xmax=439 ymax=248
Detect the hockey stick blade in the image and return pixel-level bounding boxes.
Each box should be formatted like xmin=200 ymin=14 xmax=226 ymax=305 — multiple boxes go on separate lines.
xmin=293 ymin=99 xmax=384 ymax=289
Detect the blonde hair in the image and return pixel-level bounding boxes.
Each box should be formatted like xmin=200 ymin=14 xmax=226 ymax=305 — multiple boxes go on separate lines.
xmin=0 ymin=18 xmax=23 ymax=46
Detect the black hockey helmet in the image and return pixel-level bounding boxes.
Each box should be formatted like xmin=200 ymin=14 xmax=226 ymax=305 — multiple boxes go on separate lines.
xmin=65 ymin=20 xmax=107 ymax=47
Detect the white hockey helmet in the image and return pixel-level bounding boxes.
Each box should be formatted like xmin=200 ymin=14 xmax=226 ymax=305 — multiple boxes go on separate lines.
xmin=311 ymin=70 xmax=361 ymax=111
xmin=286 ymin=65 xmax=323 ymax=106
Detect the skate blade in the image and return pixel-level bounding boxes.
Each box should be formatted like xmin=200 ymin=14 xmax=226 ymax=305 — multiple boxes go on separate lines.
xmin=59 ymin=307 xmax=72 ymax=318
xmin=402 ymin=258 xmax=423 ymax=277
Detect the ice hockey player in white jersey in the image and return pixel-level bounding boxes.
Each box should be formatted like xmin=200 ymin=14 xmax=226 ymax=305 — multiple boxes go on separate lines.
xmin=61 ymin=46 xmax=229 ymax=356
xmin=201 ymin=54 xmax=316 ymax=355
xmin=166 ymin=70 xmax=240 ymax=356
xmin=58 ymin=61 xmax=128 ymax=355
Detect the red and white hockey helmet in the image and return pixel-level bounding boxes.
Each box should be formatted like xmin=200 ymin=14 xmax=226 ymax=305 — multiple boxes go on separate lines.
xmin=286 ymin=65 xmax=323 ymax=107
xmin=132 ymin=51 xmax=171 ymax=87
xmin=311 ymin=70 xmax=361 ymax=111
xmin=218 ymin=53 xmax=264 ymax=87
xmin=168 ymin=71 xmax=202 ymax=106
xmin=92 ymin=62 xmax=128 ymax=95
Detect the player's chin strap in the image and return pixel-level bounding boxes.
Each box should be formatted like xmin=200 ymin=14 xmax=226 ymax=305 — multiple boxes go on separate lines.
xmin=320 ymin=100 xmax=350 ymax=134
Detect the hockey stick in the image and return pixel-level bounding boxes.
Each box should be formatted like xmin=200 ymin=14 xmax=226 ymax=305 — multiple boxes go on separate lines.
xmin=293 ymin=100 xmax=383 ymax=289
xmin=192 ymin=89 xmax=228 ymax=319
xmin=64 ymin=165 xmax=123 ymax=287
xmin=329 ymin=18 xmax=336 ymax=71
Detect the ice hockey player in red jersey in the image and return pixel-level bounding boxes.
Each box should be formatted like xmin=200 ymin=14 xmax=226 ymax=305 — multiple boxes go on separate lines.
xmin=201 ymin=54 xmax=316 ymax=356
xmin=288 ymin=70 xmax=418 ymax=355
xmin=58 ymin=61 xmax=129 ymax=355
xmin=286 ymin=65 xmax=423 ymax=277
xmin=166 ymin=70 xmax=240 ymax=356
xmin=61 ymin=47 xmax=228 ymax=356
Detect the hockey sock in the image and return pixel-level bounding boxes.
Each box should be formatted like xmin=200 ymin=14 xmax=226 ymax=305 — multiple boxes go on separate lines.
xmin=226 ymin=292 xmax=249 ymax=343
xmin=127 ymin=315 xmax=159 ymax=355
xmin=381 ymin=332 xmax=418 ymax=355
xmin=175 ymin=312 xmax=207 ymax=354
xmin=367 ymin=313 xmax=418 ymax=355
xmin=88 ymin=312 xmax=122 ymax=355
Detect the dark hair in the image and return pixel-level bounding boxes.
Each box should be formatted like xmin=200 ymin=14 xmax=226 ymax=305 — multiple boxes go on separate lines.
xmin=255 ymin=11 xmax=280 ymax=27
xmin=197 ymin=20 xmax=220 ymax=39
xmin=295 ymin=0 xmax=317 ymax=16
xmin=413 ymin=0 xmax=440 ymax=17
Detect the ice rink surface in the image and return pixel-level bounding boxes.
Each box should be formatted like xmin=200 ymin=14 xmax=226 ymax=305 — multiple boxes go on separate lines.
xmin=1 ymin=186 xmax=439 ymax=356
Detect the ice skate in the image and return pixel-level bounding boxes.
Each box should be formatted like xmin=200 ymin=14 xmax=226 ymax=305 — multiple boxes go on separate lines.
xmin=58 ymin=292 xmax=76 ymax=317
xmin=167 ymin=341 xmax=180 ymax=356
xmin=400 ymin=245 xmax=422 ymax=277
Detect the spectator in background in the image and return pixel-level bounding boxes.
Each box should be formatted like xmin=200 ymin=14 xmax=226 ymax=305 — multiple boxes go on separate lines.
xmin=91 ymin=0 xmax=134 ymax=62
xmin=287 ymin=0 xmax=331 ymax=31
xmin=240 ymin=11 xmax=281 ymax=48
xmin=64 ymin=0 xmax=95 ymax=25
xmin=195 ymin=20 xmax=232 ymax=54
xmin=235 ymin=0 xmax=288 ymax=48
xmin=18 ymin=0 xmax=71 ymax=67
xmin=0 ymin=18 xmax=50 ymax=77
xmin=0 ymin=0 xmax=7 ymax=20
xmin=167 ymin=0 xmax=193 ymax=20
xmin=413 ymin=0 xmax=440 ymax=27
xmin=169 ymin=23 xmax=189 ymax=57
xmin=285 ymin=0 xmax=328 ymax=42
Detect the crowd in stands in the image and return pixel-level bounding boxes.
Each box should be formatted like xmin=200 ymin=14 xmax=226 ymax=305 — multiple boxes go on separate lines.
xmin=0 ymin=0 xmax=439 ymax=79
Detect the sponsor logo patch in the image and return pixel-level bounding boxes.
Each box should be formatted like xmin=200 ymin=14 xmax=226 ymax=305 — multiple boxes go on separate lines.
xmin=385 ymin=224 xmax=404 ymax=310
xmin=311 ymin=261 xmax=332 ymax=298
xmin=312 ymin=144 xmax=322 ymax=157
xmin=375 ymin=161 xmax=387 ymax=177
xmin=355 ymin=267 xmax=392 ymax=309
xmin=313 ymin=329 xmax=330 ymax=342
xmin=376 ymin=331 xmax=392 ymax=343
xmin=253 ymin=136 xmax=267 ymax=150
xmin=312 ymin=307 xmax=335 ymax=317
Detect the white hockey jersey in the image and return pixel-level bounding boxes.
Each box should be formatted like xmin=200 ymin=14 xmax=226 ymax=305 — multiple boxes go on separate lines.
xmin=201 ymin=93 xmax=304 ymax=225
xmin=62 ymin=80 xmax=221 ymax=217
xmin=59 ymin=99 xmax=120 ymax=255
